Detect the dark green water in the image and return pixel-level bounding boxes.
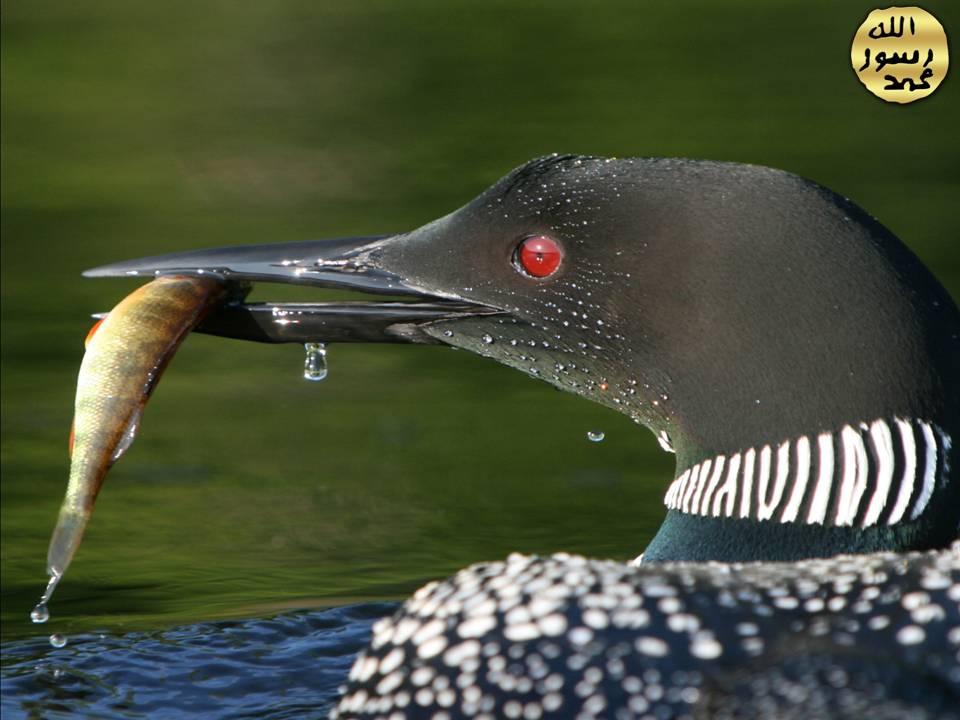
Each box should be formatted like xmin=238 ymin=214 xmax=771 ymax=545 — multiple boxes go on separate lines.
xmin=2 ymin=1 xmax=958 ymax=715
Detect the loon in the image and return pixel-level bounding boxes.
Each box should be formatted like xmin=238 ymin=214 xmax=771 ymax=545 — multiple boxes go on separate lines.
xmin=88 ymin=155 xmax=960 ymax=718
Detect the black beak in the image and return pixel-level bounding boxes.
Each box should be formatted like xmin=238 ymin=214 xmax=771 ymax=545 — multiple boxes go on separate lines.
xmin=84 ymin=236 xmax=501 ymax=344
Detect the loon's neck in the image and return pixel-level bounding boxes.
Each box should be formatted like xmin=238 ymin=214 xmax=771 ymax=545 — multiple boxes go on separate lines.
xmin=644 ymin=416 xmax=958 ymax=562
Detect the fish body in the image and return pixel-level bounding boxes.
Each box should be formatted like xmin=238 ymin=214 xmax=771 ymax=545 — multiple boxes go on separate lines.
xmin=47 ymin=274 xmax=227 ymax=580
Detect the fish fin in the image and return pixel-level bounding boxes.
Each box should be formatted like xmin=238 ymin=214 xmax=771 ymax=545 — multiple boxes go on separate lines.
xmin=84 ymin=317 xmax=106 ymax=348
xmin=109 ymin=408 xmax=142 ymax=465
xmin=68 ymin=421 xmax=75 ymax=458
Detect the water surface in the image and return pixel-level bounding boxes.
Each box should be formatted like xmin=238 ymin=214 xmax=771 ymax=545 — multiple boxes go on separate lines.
xmin=3 ymin=604 xmax=394 ymax=718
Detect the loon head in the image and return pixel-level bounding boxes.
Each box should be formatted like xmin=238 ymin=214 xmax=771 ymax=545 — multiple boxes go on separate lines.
xmin=87 ymin=154 xmax=960 ymax=562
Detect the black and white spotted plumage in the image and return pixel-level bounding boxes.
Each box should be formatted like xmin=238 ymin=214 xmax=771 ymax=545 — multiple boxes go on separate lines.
xmin=333 ymin=546 xmax=960 ymax=719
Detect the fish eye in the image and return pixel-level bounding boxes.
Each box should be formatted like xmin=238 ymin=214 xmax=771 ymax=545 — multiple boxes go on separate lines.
xmin=514 ymin=235 xmax=563 ymax=278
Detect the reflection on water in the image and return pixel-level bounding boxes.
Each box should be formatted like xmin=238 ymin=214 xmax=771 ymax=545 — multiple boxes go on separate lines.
xmin=2 ymin=604 xmax=394 ymax=719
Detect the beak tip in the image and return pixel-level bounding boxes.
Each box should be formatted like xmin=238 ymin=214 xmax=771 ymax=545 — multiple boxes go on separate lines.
xmin=82 ymin=266 xmax=124 ymax=278
xmin=83 ymin=259 xmax=156 ymax=278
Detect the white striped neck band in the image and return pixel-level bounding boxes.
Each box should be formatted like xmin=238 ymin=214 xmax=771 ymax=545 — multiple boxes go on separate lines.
xmin=663 ymin=417 xmax=952 ymax=528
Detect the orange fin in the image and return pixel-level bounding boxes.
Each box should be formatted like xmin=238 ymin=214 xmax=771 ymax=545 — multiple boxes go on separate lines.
xmin=68 ymin=420 xmax=75 ymax=458
xmin=84 ymin=318 xmax=106 ymax=349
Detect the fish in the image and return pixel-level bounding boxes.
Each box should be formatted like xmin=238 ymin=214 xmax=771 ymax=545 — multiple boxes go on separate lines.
xmin=43 ymin=274 xmax=228 ymax=598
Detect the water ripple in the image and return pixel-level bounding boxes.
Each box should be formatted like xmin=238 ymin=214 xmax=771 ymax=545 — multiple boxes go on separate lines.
xmin=1 ymin=602 xmax=397 ymax=719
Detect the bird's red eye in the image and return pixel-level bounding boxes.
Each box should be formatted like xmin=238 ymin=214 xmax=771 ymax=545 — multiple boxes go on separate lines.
xmin=515 ymin=235 xmax=563 ymax=278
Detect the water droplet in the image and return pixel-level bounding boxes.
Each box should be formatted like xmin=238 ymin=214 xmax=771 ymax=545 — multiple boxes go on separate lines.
xmin=587 ymin=430 xmax=605 ymax=442
xmin=49 ymin=634 xmax=67 ymax=649
xmin=303 ymin=343 xmax=328 ymax=382
xmin=481 ymin=334 xmax=494 ymax=345
xmin=31 ymin=572 xmax=62 ymax=624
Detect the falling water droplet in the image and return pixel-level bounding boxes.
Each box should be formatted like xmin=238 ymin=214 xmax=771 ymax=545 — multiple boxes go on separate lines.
xmin=481 ymin=334 xmax=494 ymax=345
xmin=49 ymin=634 xmax=67 ymax=648
xmin=587 ymin=430 xmax=605 ymax=442
xmin=303 ymin=343 xmax=328 ymax=382
xmin=31 ymin=571 xmax=62 ymax=624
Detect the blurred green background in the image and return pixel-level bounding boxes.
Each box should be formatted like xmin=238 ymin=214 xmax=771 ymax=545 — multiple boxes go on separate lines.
xmin=2 ymin=1 xmax=957 ymax=641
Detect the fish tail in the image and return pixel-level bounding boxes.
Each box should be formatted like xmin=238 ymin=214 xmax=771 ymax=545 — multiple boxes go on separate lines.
xmin=48 ymin=457 xmax=106 ymax=577
xmin=46 ymin=503 xmax=90 ymax=578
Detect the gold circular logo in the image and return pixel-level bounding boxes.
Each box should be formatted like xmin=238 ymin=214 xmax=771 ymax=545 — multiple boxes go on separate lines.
xmin=851 ymin=6 xmax=949 ymax=104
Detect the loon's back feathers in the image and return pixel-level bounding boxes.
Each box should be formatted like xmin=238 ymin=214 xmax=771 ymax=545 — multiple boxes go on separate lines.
xmin=334 ymin=547 xmax=960 ymax=718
